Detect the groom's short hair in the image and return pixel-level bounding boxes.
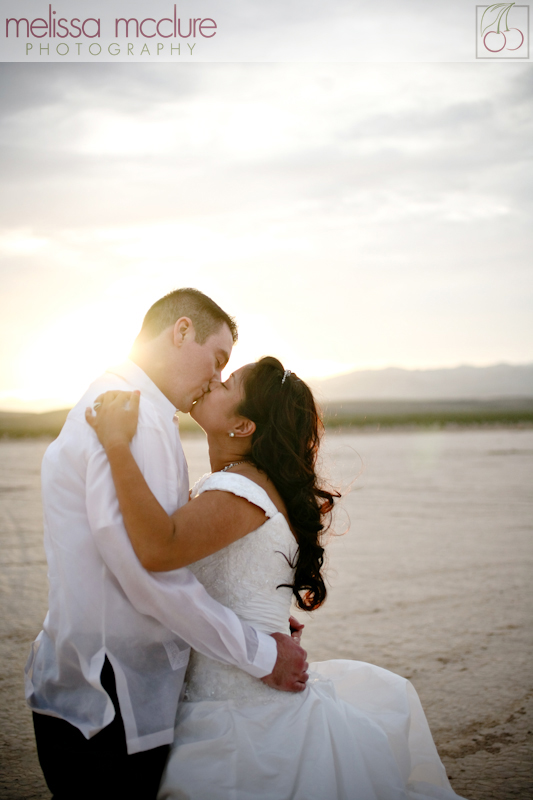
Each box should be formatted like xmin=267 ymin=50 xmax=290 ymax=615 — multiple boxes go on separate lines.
xmin=139 ymin=288 xmax=238 ymax=345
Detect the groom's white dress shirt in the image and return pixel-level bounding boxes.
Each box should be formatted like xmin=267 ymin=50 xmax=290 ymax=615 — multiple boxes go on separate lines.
xmin=25 ymin=360 xmax=277 ymax=755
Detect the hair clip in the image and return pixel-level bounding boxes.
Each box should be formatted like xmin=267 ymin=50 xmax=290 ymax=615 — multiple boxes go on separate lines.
xmin=281 ymin=369 xmax=291 ymax=385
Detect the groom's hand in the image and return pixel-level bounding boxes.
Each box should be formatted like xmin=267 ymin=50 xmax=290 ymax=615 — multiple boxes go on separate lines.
xmin=261 ymin=633 xmax=308 ymax=693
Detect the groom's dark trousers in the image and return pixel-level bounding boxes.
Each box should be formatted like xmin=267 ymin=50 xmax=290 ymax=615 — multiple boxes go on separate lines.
xmin=32 ymin=658 xmax=170 ymax=800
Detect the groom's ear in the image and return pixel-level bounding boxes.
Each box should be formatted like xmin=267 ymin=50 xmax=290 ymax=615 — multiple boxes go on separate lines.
xmin=234 ymin=417 xmax=256 ymax=438
xmin=173 ymin=317 xmax=195 ymax=347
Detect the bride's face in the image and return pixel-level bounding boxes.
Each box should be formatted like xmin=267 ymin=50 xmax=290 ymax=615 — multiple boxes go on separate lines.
xmin=190 ymin=364 xmax=251 ymax=435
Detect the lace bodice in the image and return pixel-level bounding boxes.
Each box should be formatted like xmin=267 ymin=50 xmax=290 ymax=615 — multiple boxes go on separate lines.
xmin=183 ymin=472 xmax=299 ymax=705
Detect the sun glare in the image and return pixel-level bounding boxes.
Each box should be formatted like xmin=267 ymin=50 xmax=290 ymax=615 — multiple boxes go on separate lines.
xmin=0 ymin=229 xmax=48 ymax=255
xmin=14 ymin=302 xmax=140 ymax=409
xmin=6 ymin=298 xmax=356 ymax=413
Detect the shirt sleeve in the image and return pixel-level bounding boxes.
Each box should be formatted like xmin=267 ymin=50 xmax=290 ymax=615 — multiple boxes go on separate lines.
xmin=85 ymin=419 xmax=277 ymax=678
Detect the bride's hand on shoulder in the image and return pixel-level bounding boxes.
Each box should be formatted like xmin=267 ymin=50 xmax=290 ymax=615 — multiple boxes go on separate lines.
xmin=85 ymin=390 xmax=141 ymax=451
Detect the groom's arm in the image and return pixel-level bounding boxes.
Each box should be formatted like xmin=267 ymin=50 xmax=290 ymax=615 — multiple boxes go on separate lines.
xmin=85 ymin=420 xmax=307 ymax=689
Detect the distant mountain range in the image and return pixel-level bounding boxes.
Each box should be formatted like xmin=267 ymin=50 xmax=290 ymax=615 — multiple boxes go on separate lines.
xmin=1 ymin=363 xmax=532 ymax=438
xmin=309 ymin=363 xmax=533 ymax=402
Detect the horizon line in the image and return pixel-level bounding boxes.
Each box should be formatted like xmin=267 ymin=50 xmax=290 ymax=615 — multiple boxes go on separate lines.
xmin=1 ymin=359 xmax=533 ymax=415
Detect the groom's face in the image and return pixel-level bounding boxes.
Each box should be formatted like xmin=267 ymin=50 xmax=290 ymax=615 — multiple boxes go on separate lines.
xmin=169 ymin=322 xmax=234 ymax=412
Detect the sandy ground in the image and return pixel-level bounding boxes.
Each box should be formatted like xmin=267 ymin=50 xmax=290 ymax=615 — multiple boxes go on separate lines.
xmin=1 ymin=428 xmax=532 ymax=799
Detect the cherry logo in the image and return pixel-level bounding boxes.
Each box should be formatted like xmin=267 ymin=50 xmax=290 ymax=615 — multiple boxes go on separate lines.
xmin=481 ymin=2 xmax=525 ymax=52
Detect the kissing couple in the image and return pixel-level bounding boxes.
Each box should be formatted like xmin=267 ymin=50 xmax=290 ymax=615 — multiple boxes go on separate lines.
xmin=26 ymin=288 xmax=466 ymax=799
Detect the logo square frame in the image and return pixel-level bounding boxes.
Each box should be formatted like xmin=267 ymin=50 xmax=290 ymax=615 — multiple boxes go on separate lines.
xmin=476 ymin=4 xmax=530 ymax=58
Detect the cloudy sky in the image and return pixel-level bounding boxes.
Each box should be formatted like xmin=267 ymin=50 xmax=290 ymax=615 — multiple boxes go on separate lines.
xmin=0 ymin=62 xmax=531 ymax=410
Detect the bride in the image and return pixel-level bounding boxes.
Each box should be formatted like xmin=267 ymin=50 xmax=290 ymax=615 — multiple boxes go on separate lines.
xmin=86 ymin=356 xmax=466 ymax=800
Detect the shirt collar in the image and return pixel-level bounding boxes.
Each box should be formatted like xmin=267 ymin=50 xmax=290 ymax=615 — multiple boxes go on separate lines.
xmin=106 ymin=359 xmax=178 ymax=418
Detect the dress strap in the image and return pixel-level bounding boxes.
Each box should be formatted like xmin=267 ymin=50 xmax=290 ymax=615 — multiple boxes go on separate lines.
xmin=195 ymin=473 xmax=280 ymax=519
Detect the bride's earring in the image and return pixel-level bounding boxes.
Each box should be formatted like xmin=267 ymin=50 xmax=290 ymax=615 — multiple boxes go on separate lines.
xmin=229 ymin=432 xmax=235 ymax=438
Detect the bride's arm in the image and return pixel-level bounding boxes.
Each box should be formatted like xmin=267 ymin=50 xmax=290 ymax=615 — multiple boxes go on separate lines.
xmin=85 ymin=391 xmax=266 ymax=572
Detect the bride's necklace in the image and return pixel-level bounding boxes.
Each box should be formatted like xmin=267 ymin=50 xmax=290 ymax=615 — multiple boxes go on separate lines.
xmin=220 ymin=460 xmax=251 ymax=472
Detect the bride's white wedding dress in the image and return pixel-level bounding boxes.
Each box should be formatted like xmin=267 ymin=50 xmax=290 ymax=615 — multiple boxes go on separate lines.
xmin=158 ymin=473 xmax=465 ymax=800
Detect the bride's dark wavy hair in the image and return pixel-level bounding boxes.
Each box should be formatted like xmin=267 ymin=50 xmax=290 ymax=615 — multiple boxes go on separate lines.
xmin=237 ymin=357 xmax=339 ymax=611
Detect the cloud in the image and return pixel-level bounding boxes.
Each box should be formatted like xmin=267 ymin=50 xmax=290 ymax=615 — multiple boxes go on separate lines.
xmin=0 ymin=61 xmax=531 ymax=406
xmin=0 ymin=63 xmax=201 ymax=118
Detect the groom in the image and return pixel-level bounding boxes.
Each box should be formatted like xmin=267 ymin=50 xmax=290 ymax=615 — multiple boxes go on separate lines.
xmin=26 ymin=288 xmax=308 ymax=800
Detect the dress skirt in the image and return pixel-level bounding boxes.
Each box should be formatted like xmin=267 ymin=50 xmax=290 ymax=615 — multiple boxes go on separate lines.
xmin=158 ymin=659 xmax=465 ymax=800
